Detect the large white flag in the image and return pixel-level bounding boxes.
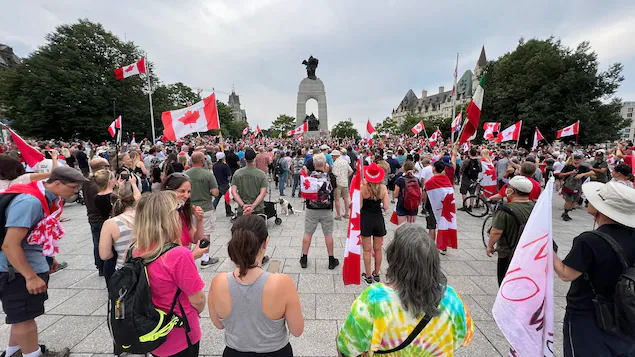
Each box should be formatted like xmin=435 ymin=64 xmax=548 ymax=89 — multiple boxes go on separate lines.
xmin=492 ymin=177 xmax=555 ymax=357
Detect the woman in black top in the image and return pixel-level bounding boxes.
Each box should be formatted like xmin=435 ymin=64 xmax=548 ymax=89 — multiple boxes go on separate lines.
xmin=553 ymin=181 xmax=635 ymax=357
xmin=162 ymin=153 xmax=184 ymax=178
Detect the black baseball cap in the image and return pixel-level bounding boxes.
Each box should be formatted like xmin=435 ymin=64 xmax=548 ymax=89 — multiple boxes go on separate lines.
xmin=245 ymin=148 xmax=257 ymax=161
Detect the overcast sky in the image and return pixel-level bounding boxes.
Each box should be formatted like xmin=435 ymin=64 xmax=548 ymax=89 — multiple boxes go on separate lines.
xmin=2 ymin=0 xmax=635 ymax=133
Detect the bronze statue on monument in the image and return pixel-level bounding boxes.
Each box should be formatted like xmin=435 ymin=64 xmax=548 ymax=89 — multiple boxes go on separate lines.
xmin=302 ymin=56 xmax=319 ymax=80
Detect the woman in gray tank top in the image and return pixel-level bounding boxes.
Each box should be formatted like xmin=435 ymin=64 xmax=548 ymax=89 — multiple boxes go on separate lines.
xmin=98 ymin=181 xmax=137 ymax=282
xmin=208 ymin=215 xmax=304 ymax=356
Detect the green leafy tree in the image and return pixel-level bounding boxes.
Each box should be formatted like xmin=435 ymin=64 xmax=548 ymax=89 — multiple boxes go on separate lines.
xmin=482 ymin=38 xmax=626 ymax=146
xmin=374 ymin=116 xmax=399 ymax=135
xmin=331 ymin=120 xmax=360 ymax=139
xmin=0 ymin=19 xmax=159 ymax=140
xmin=268 ymin=114 xmax=296 ymax=137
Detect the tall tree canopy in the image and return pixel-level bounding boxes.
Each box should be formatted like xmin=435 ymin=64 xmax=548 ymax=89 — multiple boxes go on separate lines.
xmin=0 ymin=19 xmax=205 ymax=141
xmin=331 ymin=120 xmax=360 ymax=139
xmin=482 ymin=38 xmax=625 ymax=146
xmin=268 ymin=114 xmax=296 ymax=138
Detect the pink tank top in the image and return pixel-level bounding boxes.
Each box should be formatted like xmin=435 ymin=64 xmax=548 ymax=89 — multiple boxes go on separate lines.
xmin=179 ymin=212 xmax=191 ymax=246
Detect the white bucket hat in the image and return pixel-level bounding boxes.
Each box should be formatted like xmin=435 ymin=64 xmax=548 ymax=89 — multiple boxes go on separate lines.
xmin=582 ymin=181 xmax=635 ymax=228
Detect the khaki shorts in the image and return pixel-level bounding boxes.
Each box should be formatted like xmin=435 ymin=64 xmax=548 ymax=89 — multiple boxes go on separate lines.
xmin=193 ymin=209 xmax=216 ymax=238
xmin=304 ymin=209 xmax=334 ymax=236
xmin=334 ymin=186 xmax=349 ymax=201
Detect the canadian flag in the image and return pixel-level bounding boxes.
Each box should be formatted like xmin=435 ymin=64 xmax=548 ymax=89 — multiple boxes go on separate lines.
xmin=480 ymin=159 xmax=497 ymax=197
xmin=300 ymin=170 xmax=319 ymax=200
xmin=493 ymin=178 xmax=555 ymax=357
xmin=495 ymin=121 xmax=522 ymax=143
xmin=224 ymin=188 xmax=234 ymax=204
xmin=114 ymin=58 xmax=146 ymax=80
xmin=161 ymin=94 xmax=220 ymax=141
xmin=411 ymin=120 xmax=425 ymax=135
xmin=429 ymin=129 xmax=441 ymax=146
xmin=557 ymin=121 xmax=579 ymax=138
xmin=461 ymin=141 xmax=470 ymax=153
xmin=255 ymin=125 xmax=262 ymax=136
xmin=452 ymin=112 xmax=462 ymax=133
xmin=366 ymin=119 xmax=375 ymax=135
xmin=242 ymin=126 xmax=249 ymax=136
xmin=532 ymin=127 xmax=545 ymax=150
xmin=287 ymin=122 xmax=308 ymax=137
xmin=6 ymin=128 xmax=44 ymax=167
xmin=425 ymin=174 xmax=457 ymax=250
xmin=343 ymin=159 xmax=363 ymax=285
xmin=297 ymin=134 xmax=304 ymax=142
xmin=483 ymin=122 xmax=500 ymax=140
xmin=108 ymin=116 xmax=122 ymax=138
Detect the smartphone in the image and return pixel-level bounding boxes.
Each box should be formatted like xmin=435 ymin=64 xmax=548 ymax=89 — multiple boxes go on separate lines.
xmin=120 ymin=172 xmax=130 ymax=180
xmin=199 ymin=239 xmax=210 ymax=249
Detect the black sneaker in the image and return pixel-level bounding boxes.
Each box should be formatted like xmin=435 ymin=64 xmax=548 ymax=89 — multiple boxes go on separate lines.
xmin=1 ymin=348 xmax=21 ymax=357
xmin=300 ymin=255 xmax=308 ymax=268
xmin=372 ymin=273 xmax=380 ymax=283
xmin=262 ymin=255 xmax=270 ymax=265
xmin=362 ymin=273 xmax=373 ymax=285
xmin=328 ymin=257 xmax=339 ymax=270
xmin=562 ymin=213 xmax=572 ymax=222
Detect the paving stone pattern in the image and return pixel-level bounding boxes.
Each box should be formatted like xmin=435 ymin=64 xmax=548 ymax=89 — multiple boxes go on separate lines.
xmin=0 ymin=185 xmax=593 ymax=356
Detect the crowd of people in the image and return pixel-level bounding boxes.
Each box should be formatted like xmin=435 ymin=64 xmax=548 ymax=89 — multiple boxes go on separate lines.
xmin=0 ymin=133 xmax=634 ymax=356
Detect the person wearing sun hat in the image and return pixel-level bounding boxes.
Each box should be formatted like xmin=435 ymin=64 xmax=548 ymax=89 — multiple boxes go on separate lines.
xmin=553 ymin=181 xmax=635 ymax=357
xmin=359 ymin=162 xmax=390 ymax=284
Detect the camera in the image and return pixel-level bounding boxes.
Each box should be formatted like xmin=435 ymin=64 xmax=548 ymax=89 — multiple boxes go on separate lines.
xmin=199 ymin=239 xmax=210 ymax=249
xmin=117 ymin=168 xmax=131 ymax=181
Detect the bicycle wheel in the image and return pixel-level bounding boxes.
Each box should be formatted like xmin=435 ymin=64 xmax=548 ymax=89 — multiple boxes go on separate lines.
xmin=462 ymin=195 xmax=489 ymax=217
xmin=482 ymin=215 xmax=493 ymax=248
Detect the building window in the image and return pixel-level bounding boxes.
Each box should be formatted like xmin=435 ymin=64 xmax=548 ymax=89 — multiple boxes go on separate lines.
xmin=628 ymin=107 xmax=633 ymax=112
xmin=626 ymin=128 xmax=631 ymax=133
xmin=628 ymin=113 xmax=633 ymax=118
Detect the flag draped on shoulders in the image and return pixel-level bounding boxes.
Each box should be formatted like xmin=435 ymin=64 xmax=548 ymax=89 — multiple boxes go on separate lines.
xmin=425 ymin=174 xmax=457 ymax=250
xmin=161 ymin=93 xmax=220 ymax=141
xmin=480 ymin=159 xmax=497 ymax=197
xmin=343 ymin=159 xmax=362 ymax=285
xmin=492 ymin=178 xmax=555 ymax=357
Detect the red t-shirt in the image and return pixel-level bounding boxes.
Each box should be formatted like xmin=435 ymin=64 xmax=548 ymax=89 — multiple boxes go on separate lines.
xmin=624 ymin=155 xmax=635 ymax=175
xmin=498 ymin=177 xmax=542 ymax=201
xmin=134 ymin=246 xmax=204 ymax=356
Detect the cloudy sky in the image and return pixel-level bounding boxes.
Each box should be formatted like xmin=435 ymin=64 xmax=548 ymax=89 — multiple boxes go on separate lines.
xmin=2 ymin=0 xmax=635 ymax=133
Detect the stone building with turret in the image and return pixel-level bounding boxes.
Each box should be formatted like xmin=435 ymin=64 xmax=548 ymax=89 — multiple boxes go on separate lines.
xmin=228 ymin=89 xmax=247 ymax=122
xmin=391 ymin=47 xmax=487 ymax=123
xmin=0 ymin=44 xmax=20 ymax=70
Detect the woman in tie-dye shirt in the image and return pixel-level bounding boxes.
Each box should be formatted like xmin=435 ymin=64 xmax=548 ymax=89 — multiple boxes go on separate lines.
xmin=337 ymin=224 xmax=473 ymax=356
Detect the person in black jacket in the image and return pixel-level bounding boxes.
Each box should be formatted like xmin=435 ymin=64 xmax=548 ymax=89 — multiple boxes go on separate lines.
xmin=213 ymin=152 xmax=233 ymax=217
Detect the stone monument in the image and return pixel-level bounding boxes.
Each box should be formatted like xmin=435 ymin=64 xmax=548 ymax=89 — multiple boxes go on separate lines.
xmin=296 ymin=56 xmax=328 ymax=137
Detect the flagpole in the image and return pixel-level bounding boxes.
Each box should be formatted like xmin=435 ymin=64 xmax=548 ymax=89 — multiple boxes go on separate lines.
xmin=145 ymin=56 xmax=156 ymax=143
xmin=451 ymin=53 xmax=459 ymax=145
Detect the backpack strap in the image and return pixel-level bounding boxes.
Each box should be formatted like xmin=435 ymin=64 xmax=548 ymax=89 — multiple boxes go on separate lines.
xmin=124 ymin=242 xmax=180 ymax=265
xmin=585 ymin=231 xmax=630 ymax=270
xmin=499 ymin=205 xmax=528 ymax=227
xmin=375 ymin=314 xmax=432 ymax=354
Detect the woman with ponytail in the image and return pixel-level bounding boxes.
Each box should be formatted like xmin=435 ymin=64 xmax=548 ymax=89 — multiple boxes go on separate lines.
xmin=98 ymin=179 xmax=138 ymax=282
xmin=208 ymin=215 xmax=304 ymax=357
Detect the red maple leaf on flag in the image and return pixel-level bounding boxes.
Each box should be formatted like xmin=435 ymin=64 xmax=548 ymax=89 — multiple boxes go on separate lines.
xmin=441 ymin=193 xmax=456 ymax=222
xmin=178 ymin=110 xmax=200 ymax=128
xmin=484 ymin=164 xmax=496 ymax=179
xmin=303 ymin=179 xmax=311 ymax=190
xmin=125 ymin=65 xmax=135 ymax=72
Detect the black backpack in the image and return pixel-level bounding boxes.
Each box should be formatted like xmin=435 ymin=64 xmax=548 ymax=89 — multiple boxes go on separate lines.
xmin=108 ymin=243 xmax=192 ymax=354
xmin=465 ymin=159 xmax=481 ymax=180
xmin=584 ymin=231 xmax=635 ymax=339
xmin=0 ymin=193 xmax=23 ymax=248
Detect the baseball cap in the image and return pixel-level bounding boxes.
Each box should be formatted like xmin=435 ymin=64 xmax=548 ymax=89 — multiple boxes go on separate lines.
xmin=508 ymin=176 xmax=533 ymax=193
xmin=49 ymin=167 xmax=89 ymax=183
xmin=216 ymin=152 xmax=225 ymax=160
xmin=245 ymin=148 xmax=257 ymax=161
xmin=320 ymin=144 xmax=329 ymax=150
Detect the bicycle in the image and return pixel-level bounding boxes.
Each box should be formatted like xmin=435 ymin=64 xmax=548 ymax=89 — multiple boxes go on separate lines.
xmin=481 ymin=199 xmax=503 ymax=248
xmin=461 ymin=180 xmax=498 ymax=218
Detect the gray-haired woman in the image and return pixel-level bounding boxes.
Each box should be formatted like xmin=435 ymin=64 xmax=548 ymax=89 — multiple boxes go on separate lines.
xmin=337 ymin=224 xmax=473 ymax=356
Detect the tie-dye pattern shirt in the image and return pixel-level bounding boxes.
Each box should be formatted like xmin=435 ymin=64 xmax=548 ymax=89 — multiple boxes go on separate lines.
xmin=337 ymin=283 xmax=473 ymax=356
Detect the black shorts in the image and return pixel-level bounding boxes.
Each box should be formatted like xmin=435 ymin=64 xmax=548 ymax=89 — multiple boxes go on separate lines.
xmin=360 ymin=212 xmax=387 ymax=237
xmin=425 ymin=199 xmax=436 ymax=230
xmin=459 ymin=178 xmax=476 ymax=195
xmin=0 ymin=272 xmax=49 ymax=324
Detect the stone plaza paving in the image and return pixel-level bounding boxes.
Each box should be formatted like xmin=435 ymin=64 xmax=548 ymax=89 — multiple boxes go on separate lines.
xmin=0 ymin=187 xmax=594 ymax=356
